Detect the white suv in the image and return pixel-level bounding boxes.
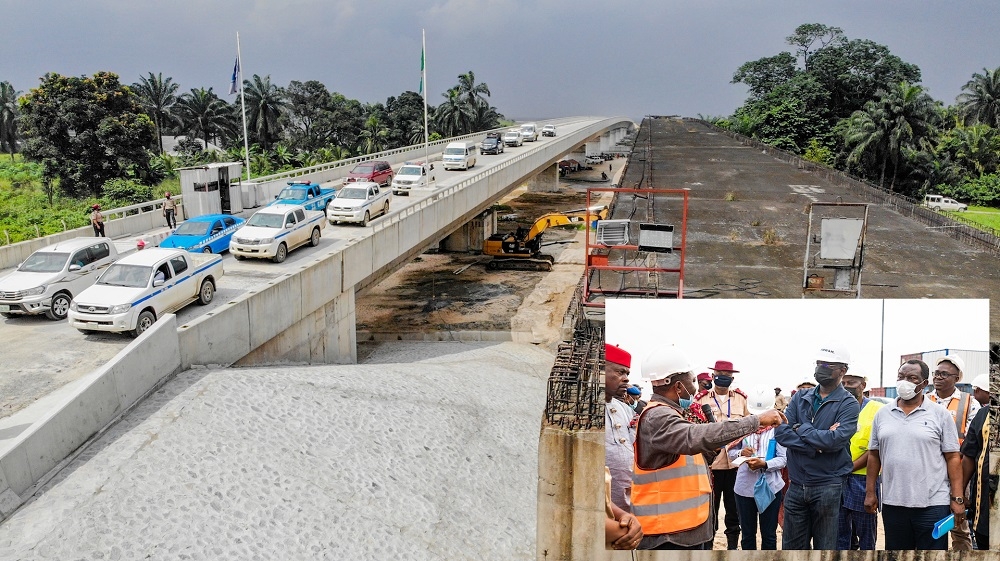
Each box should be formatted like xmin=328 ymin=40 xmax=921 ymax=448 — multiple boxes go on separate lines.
xmin=923 ymin=194 xmax=967 ymax=212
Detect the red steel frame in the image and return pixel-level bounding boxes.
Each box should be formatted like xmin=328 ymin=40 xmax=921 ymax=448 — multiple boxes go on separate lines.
xmin=583 ymin=187 xmax=689 ymax=307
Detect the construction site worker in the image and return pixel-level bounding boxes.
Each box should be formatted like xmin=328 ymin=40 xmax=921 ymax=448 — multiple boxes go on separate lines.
xmin=696 ymin=360 xmax=750 ymax=550
xmin=604 ymin=343 xmax=636 ymax=513
xmin=837 ymin=372 xmax=883 ymax=550
xmin=926 ymin=354 xmax=979 ymax=550
xmin=774 ymin=344 xmax=860 ymax=550
xmin=970 ymin=374 xmax=991 ymax=407
xmin=633 ymin=346 xmax=784 ymax=550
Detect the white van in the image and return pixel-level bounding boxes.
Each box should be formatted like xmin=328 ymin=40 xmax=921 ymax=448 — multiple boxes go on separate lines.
xmin=443 ymin=141 xmax=478 ymax=171
xmin=520 ymin=123 xmax=538 ymax=142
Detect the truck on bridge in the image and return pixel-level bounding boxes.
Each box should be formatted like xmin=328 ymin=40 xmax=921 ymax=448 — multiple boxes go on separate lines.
xmin=268 ymin=180 xmax=336 ymax=211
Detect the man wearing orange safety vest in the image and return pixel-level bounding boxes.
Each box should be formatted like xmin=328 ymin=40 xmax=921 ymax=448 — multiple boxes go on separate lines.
xmin=633 ymin=346 xmax=784 ymax=550
xmin=926 ymin=354 xmax=979 ymax=550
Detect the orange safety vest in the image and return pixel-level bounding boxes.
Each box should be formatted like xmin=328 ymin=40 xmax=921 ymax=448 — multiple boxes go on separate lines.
xmin=928 ymin=391 xmax=971 ymax=444
xmin=631 ymin=402 xmax=712 ymax=535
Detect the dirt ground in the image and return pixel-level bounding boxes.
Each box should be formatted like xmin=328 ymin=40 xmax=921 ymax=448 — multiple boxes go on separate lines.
xmin=356 ymin=157 xmax=623 ymax=346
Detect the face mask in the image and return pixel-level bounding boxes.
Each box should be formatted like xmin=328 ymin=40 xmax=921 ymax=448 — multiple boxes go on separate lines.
xmin=844 ymin=386 xmax=862 ymax=400
xmin=814 ymin=365 xmax=838 ymax=385
xmin=677 ymin=379 xmax=694 ymax=408
xmin=700 ymin=381 xmax=713 ymax=390
xmin=714 ymin=375 xmax=733 ymax=388
xmin=896 ymin=379 xmax=920 ymax=400
xmin=679 ymin=397 xmax=692 ymax=408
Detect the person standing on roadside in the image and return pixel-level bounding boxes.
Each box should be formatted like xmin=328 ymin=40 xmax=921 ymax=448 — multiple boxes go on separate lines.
xmin=696 ymin=360 xmax=750 ymax=550
xmin=837 ymin=373 xmax=883 ymax=550
xmin=162 ymin=192 xmax=177 ymax=229
xmin=90 ymin=204 xmax=105 ymax=237
xmin=633 ymin=346 xmax=785 ymax=550
xmin=864 ymin=359 xmax=964 ymax=550
xmin=926 ymin=354 xmax=979 ymax=550
xmin=774 ymin=344 xmax=860 ymax=550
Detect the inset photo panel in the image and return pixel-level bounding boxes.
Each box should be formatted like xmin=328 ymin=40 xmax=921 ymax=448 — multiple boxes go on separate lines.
xmin=603 ymin=298 xmax=990 ymax=552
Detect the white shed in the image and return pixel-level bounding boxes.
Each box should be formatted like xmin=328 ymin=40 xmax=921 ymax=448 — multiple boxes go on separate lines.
xmin=177 ymin=162 xmax=244 ymax=218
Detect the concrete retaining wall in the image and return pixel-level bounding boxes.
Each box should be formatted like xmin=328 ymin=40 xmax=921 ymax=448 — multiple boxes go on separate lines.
xmin=0 ymin=315 xmax=181 ymax=520
xmin=0 ymin=198 xmax=184 ymax=270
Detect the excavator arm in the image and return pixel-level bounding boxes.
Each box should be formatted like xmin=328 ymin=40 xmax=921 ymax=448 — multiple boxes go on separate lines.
xmin=522 ymin=206 xmax=609 ymax=242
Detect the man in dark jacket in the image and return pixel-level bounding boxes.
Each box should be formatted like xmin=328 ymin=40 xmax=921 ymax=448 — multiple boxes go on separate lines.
xmin=774 ymin=344 xmax=860 ymax=550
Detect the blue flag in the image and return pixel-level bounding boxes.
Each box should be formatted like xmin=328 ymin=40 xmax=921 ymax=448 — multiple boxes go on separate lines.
xmin=229 ymin=58 xmax=240 ymax=95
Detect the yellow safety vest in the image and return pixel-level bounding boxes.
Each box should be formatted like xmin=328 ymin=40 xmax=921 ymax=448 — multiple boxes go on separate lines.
xmin=631 ymin=402 xmax=712 ymax=535
xmin=850 ymin=399 xmax=884 ymax=475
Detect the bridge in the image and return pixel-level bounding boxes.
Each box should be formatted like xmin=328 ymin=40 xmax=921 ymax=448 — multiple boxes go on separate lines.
xmin=0 ymin=116 xmax=632 ymax=522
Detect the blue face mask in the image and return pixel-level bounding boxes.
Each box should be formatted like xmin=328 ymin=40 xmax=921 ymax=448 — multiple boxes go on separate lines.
xmin=679 ymin=398 xmax=693 ymax=408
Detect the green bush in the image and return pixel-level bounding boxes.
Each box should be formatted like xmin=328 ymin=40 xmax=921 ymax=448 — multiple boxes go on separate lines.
xmin=102 ymin=178 xmax=154 ymax=207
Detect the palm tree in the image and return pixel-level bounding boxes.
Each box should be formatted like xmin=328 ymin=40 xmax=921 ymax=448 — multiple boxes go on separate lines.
xmin=957 ymin=67 xmax=1000 ymax=128
xmin=0 ymin=81 xmax=20 ymax=161
xmin=243 ymin=74 xmax=287 ymax=151
xmin=843 ymin=82 xmax=937 ymax=190
xmin=456 ymin=71 xmax=491 ymax=113
xmin=357 ymin=114 xmax=389 ymax=155
xmin=435 ymin=88 xmax=474 ymax=136
xmin=175 ymin=88 xmax=231 ymax=150
xmin=132 ymin=72 xmax=179 ymax=153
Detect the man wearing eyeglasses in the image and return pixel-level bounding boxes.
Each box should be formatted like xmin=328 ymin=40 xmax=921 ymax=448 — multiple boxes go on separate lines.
xmin=925 ymin=354 xmax=979 ymax=550
xmin=864 ymin=359 xmax=964 ymax=550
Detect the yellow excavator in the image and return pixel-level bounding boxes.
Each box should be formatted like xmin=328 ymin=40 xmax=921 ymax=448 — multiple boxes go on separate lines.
xmin=484 ymin=205 xmax=609 ymax=271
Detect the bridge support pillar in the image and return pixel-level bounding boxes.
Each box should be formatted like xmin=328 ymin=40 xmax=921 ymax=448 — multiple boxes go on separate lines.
xmin=439 ymin=210 xmax=497 ymax=252
xmin=527 ymin=163 xmax=560 ymax=193
xmin=586 ymin=140 xmax=601 ymax=156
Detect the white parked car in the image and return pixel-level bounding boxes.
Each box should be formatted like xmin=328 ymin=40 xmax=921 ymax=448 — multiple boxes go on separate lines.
xmin=392 ymin=162 xmax=434 ymax=196
xmin=68 ymin=248 xmax=222 ymax=337
xmin=585 ymin=156 xmax=604 ymax=165
xmin=923 ymin=194 xmax=967 ymax=212
xmin=327 ymin=182 xmax=392 ymax=226
xmin=230 ymin=203 xmax=326 ymax=262
xmin=0 ymin=237 xmax=125 ymax=320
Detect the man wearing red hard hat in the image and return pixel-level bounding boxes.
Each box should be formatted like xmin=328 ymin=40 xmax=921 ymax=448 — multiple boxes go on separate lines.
xmin=604 ymin=343 xmax=642 ymax=550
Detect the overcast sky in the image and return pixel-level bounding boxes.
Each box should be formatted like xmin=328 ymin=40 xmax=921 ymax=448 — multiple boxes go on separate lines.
xmin=3 ymin=1 xmax=997 ymax=122
xmin=606 ymin=299 xmax=989 ymax=399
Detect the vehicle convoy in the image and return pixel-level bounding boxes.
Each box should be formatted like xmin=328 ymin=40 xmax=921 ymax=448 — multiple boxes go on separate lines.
xmin=922 ymin=194 xmax=968 ymax=212
xmin=391 ymin=162 xmax=434 ymax=196
xmin=229 ymin=203 xmax=325 ymax=263
xmin=159 ymin=214 xmax=245 ymax=254
xmin=345 ymin=161 xmax=394 ymax=187
xmin=269 ymin=180 xmax=336 ymax=211
xmin=503 ymin=129 xmax=524 ymax=147
xmin=0 ymin=237 xmax=125 ymax=320
xmin=483 ymin=205 xmax=609 ymax=271
xmin=480 ymin=132 xmax=505 ymax=155
xmin=442 ymin=141 xmax=478 ymax=170
xmin=67 ymin=248 xmax=223 ymax=337
xmin=327 ymin=182 xmax=392 ymax=226
xmin=519 ymin=122 xmax=538 ymax=142
xmin=542 ymin=124 xmax=557 ymax=137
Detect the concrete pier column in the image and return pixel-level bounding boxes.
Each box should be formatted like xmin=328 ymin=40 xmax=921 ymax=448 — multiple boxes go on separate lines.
xmin=440 ymin=210 xmax=497 ymax=252
xmin=599 ymin=132 xmax=611 ymax=153
xmin=585 ymin=140 xmax=601 ymax=156
xmin=527 ymin=162 xmax=560 ymax=193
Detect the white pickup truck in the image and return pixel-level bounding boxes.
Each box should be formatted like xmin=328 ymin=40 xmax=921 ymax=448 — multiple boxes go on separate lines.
xmin=67 ymin=248 xmax=223 ymax=337
xmin=0 ymin=237 xmax=127 ymax=320
xmin=229 ymin=203 xmax=326 ymax=263
xmin=326 ymin=181 xmax=391 ymax=226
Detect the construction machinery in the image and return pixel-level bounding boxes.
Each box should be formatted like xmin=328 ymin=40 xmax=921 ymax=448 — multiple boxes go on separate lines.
xmin=484 ymin=205 xmax=609 ymax=271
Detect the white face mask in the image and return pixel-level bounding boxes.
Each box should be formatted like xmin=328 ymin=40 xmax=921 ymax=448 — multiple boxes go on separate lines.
xmin=896 ymin=379 xmax=919 ymax=400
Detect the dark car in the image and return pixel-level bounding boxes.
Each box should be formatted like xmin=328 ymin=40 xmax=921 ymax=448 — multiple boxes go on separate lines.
xmin=480 ymin=133 xmax=505 ymax=155
xmin=345 ymin=160 xmax=393 ymax=187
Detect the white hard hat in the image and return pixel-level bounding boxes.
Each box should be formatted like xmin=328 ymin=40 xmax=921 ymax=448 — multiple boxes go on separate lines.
xmin=746 ymin=386 xmax=776 ymax=415
xmin=816 ymin=343 xmax=851 ymax=365
xmin=936 ymin=355 xmax=965 ymax=381
xmin=642 ymin=346 xmax=693 ymax=386
xmin=971 ymin=374 xmax=989 ymax=392
xmin=842 ymin=371 xmax=867 ymax=382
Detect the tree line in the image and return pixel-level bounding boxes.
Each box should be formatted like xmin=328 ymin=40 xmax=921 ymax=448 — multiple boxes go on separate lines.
xmin=709 ymin=23 xmax=1000 ymax=206
xmin=0 ymin=70 xmax=506 ymax=199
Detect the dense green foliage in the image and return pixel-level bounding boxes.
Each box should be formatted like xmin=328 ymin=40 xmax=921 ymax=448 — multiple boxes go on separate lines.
xmin=720 ymin=23 xmax=999 ymax=206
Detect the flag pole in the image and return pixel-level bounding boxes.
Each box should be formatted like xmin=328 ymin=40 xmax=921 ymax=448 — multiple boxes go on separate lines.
xmin=237 ymin=32 xmax=251 ymax=181
xmin=422 ymin=29 xmax=429 ymax=168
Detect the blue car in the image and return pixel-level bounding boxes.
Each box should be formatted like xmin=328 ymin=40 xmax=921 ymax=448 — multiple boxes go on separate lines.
xmin=159 ymin=214 xmax=245 ymax=254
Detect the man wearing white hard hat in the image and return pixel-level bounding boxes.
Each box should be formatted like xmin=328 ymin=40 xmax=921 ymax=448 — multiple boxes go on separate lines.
xmin=836 ymin=372 xmax=883 ymax=550
xmin=925 ymin=354 xmax=978 ymax=550
xmin=726 ymin=386 xmax=787 ymax=550
xmin=970 ymin=374 xmax=991 ymax=407
xmin=774 ymin=343 xmax=860 ymax=550
xmin=631 ymin=346 xmax=784 ymax=550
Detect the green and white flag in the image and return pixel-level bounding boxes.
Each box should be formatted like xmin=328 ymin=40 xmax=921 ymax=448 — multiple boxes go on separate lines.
xmin=419 ymin=46 xmax=425 ymax=95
